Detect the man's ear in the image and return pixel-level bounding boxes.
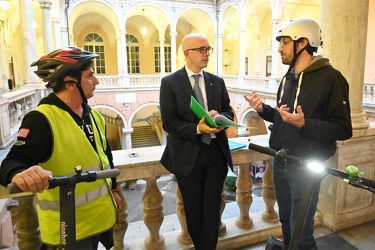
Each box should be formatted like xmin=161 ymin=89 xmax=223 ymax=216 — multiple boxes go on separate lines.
xmin=299 ymin=38 xmax=309 ymax=49
xmin=63 ymin=76 xmax=78 ymax=84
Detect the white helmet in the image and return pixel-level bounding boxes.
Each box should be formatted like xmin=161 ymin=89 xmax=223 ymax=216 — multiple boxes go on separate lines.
xmin=276 ymin=18 xmax=323 ymax=50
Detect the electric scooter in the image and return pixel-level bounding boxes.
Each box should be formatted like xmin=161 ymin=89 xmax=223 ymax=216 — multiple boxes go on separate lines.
xmin=248 ymin=143 xmax=375 ymax=250
xmin=8 ymin=166 xmax=120 ymax=250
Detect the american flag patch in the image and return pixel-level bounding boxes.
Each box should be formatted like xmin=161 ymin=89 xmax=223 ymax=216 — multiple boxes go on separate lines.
xmin=18 ymin=128 xmax=30 ymax=139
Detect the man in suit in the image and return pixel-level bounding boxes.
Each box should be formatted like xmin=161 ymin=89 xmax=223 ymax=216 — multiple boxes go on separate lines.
xmin=159 ymin=33 xmax=233 ymax=250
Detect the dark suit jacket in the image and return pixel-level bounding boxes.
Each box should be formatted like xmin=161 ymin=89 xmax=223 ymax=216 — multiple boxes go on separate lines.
xmin=159 ymin=67 xmax=234 ymax=177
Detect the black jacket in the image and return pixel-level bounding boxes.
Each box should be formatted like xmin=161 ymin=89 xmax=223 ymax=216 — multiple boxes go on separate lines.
xmin=259 ymin=56 xmax=352 ymax=161
xmin=159 ymin=67 xmax=234 ymax=176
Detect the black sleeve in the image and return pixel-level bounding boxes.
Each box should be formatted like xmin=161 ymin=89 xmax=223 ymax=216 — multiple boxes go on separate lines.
xmin=0 ymin=111 xmax=52 ymax=186
xmin=258 ymin=103 xmax=275 ymax=123
xmin=105 ymin=140 xmax=118 ymax=190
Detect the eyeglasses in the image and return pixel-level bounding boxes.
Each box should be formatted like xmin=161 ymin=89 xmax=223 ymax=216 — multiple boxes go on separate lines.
xmin=279 ymin=39 xmax=292 ymax=48
xmin=186 ymin=47 xmax=214 ymax=54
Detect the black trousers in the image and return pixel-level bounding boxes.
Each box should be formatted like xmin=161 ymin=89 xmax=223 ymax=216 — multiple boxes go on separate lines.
xmin=175 ymin=140 xmax=228 ymax=250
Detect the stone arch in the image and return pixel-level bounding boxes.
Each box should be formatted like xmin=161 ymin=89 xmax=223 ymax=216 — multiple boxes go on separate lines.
xmin=240 ymin=108 xmax=268 ymax=136
xmin=128 ymin=102 xmax=162 ymax=148
xmin=92 ymin=105 xmax=127 ymax=150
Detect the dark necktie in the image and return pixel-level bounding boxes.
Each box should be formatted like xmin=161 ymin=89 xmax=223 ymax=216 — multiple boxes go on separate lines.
xmin=193 ymin=74 xmax=211 ymax=145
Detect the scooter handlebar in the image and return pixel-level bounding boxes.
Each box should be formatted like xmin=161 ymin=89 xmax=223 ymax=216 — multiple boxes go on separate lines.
xmin=248 ymin=143 xmax=277 ymax=157
xmin=95 ymin=168 xmax=120 ymax=180
xmin=8 ymin=168 xmax=120 ymax=194
xmin=359 ymin=177 xmax=375 ymax=189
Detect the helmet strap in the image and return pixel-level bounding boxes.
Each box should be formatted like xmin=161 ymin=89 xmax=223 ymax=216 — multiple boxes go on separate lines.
xmin=75 ymin=71 xmax=88 ymax=105
xmin=285 ymin=41 xmax=308 ymax=77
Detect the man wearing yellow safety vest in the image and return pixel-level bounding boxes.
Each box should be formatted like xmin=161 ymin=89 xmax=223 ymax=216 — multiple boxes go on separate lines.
xmin=0 ymin=47 xmax=122 ymax=249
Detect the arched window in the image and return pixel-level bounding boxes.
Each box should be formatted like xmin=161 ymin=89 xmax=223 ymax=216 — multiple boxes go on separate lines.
xmin=154 ymin=36 xmax=171 ymax=73
xmin=126 ymin=34 xmax=140 ymax=74
xmin=83 ymin=33 xmax=106 ymax=74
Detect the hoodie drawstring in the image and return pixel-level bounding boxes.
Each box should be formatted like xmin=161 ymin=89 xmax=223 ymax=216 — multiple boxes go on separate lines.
xmin=278 ymin=72 xmax=304 ymax=114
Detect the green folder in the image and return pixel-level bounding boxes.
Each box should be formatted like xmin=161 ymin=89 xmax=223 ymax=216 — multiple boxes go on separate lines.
xmin=190 ymin=96 xmax=221 ymax=128
xmin=190 ymin=96 xmax=255 ymax=129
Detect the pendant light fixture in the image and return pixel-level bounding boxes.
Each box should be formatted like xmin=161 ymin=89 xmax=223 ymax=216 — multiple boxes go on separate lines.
xmin=141 ymin=9 xmax=147 ymax=35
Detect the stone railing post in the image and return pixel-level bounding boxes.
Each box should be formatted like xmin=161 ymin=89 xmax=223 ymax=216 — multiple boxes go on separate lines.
xmin=113 ymin=185 xmax=129 ymax=250
xmin=235 ymin=164 xmax=254 ymax=229
xmin=219 ymin=185 xmax=227 ymax=236
xmin=143 ymin=177 xmax=165 ymax=250
xmin=261 ymin=159 xmax=278 ymax=222
xmin=14 ymin=195 xmax=42 ymax=250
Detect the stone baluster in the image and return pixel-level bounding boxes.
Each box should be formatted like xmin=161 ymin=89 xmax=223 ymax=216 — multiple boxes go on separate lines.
xmin=175 ymin=184 xmax=228 ymax=241
xmin=14 ymin=195 xmax=42 ymax=250
xmin=143 ymin=177 xmax=165 ymax=249
xmin=113 ymin=184 xmax=129 ymax=250
xmin=219 ymin=185 xmax=227 ymax=236
xmin=176 ymin=186 xmax=192 ymax=244
xmin=261 ymin=159 xmax=278 ymax=222
xmin=235 ymin=164 xmax=253 ymax=229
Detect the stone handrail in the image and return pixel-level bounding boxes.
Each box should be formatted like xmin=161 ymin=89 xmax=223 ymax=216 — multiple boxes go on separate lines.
xmin=0 ymin=134 xmax=285 ymax=250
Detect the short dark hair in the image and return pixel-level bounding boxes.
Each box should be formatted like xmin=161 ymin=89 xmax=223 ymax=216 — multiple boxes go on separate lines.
xmin=296 ymin=37 xmax=315 ymax=55
xmin=52 ymin=60 xmax=94 ymax=93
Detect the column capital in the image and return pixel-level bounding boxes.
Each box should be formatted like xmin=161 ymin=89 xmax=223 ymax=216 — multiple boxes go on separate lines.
xmin=38 ymin=0 xmax=52 ymax=10
xmin=122 ymin=127 xmax=134 ymax=134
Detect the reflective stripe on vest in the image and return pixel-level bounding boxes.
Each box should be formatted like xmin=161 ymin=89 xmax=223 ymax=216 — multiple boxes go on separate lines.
xmin=36 ymin=163 xmax=111 ymax=211
xmin=36 ymin=184 xmax=109 ymax=211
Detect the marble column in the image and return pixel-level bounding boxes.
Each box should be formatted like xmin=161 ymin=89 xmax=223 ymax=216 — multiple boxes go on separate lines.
xmin=270 ymin=0 xmax=285 ymax=77
xmin=170 ymin=31 xmax=177 ymax=72
xmin=253 ymin=35 xmax=260 ymax=75
xmin=238 ymin=28 xmax=246 ymax=76
xmin=122 ymin=127 xmax=133 ymax=149
xmin=159 ymin=35 xmax=165 ymax=75
xmin=52 ymin=17 xmax=62 ymax=48
xmin=19 ymin=0 xmax=39 ymax=84
xmin=38 ymin=0 xmax=53 ymax=53
xmin=0 ymin=19 xmax=6 ymax=91
xmin=270 ymin=18 xmax=283 ymax=77
xmin=321 ymin=0 xmax=369 ymax=130
xmin=216 ymin=34 xmax=223 ymax=75
xmin=117 ymin=29 xmax=129 ymax=87
xmin=60 ymin=27 xmax=69 ymax=47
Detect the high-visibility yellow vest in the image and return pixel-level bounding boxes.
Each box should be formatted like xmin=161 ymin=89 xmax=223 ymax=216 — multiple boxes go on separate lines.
xmin=35 ymin=104 xmax=117 ymax=245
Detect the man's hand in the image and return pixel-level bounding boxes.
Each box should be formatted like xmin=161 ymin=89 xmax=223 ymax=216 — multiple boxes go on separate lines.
xmin=198 ymin=117 xmax=224 ymax=134
xmin=11 ymin=165 xmax=53 ymax=194
xmin=275 ymin=104 xmax=305 ymax=129
xmin=244 ymin=91 xmax=263 ymax=112
xmin=111 ymin=189 xmax=123 ymax=211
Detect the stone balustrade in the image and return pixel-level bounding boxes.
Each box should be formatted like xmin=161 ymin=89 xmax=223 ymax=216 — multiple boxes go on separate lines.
xmin=1 ymin=78 xmax=375 ymax=150
xmin=0 ymin=134 xmax=288 ymax=250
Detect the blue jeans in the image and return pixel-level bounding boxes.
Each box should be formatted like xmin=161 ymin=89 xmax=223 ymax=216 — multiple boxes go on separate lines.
xmin=273 ymin=156 xmax=321 ymax=250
